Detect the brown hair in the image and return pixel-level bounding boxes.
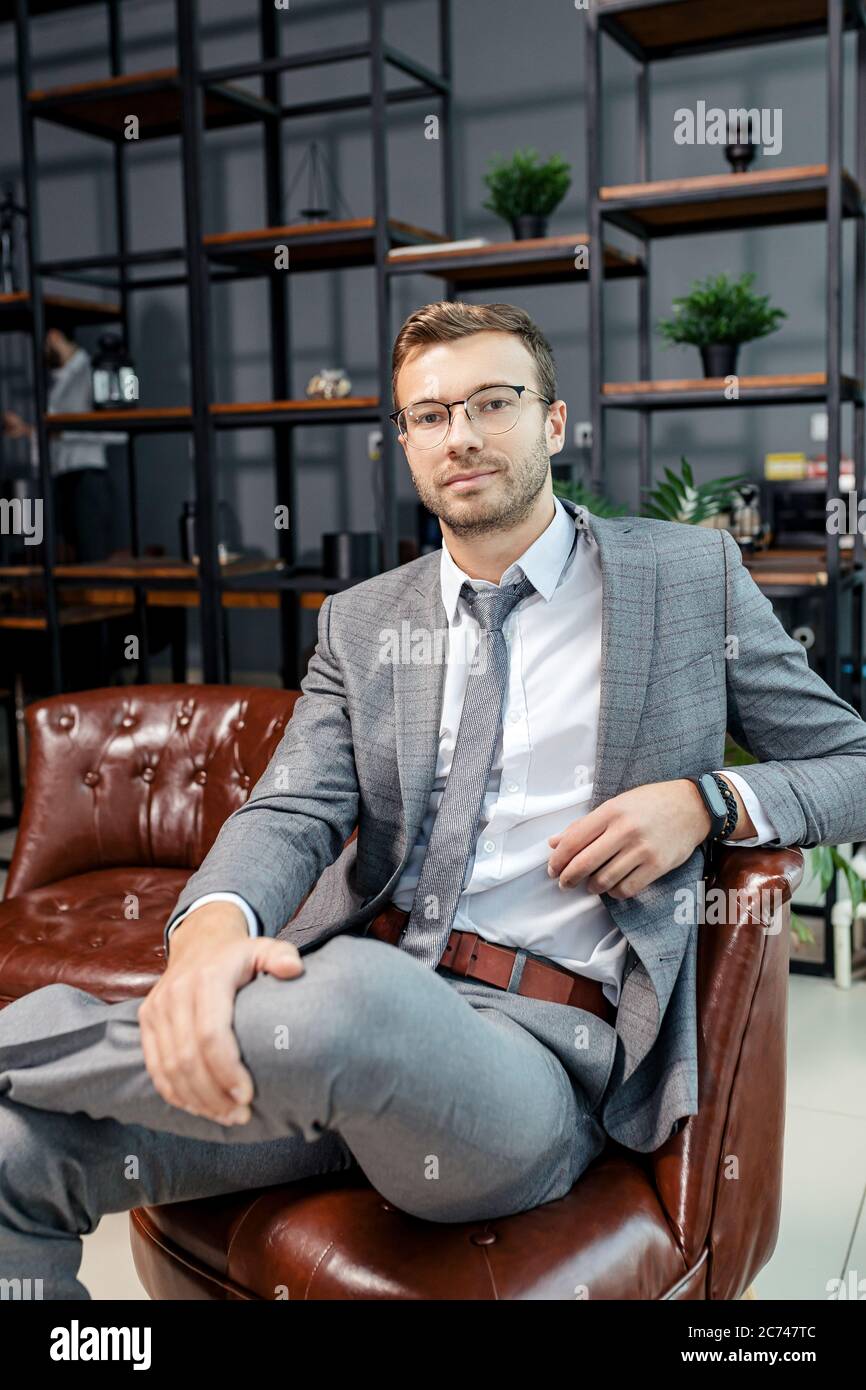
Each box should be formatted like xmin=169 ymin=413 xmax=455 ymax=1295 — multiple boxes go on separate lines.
xmin=391 ymin=300 xmax=557 ymax=408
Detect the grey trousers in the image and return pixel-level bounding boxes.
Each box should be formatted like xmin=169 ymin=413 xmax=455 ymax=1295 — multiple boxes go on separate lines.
xmin=0 ymin=932 xmax=610 ymax=1300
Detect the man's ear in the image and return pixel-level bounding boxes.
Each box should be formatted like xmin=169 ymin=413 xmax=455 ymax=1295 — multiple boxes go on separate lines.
xmin=547 ymin=400 xmax=567 ymax=456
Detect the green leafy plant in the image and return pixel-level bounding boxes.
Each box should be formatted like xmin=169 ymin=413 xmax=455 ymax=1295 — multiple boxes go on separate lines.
xmin=656 ymin=271 xmax=787 ymax=348
xmin=482 ymin=147 xmax=571 ymax=221
xmin=552 ymin=478 xmax=628 ymax=517
xmin=721 ymin=738 xmax=866 ymax=946
xmin=642 ymin=456 xmax=749 ymax=523
xmin=792 ymin=846 xmax=866 ymax=946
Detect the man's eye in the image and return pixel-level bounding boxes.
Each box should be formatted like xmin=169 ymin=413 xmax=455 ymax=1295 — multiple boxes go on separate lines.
xmin=481 ymin=398 xmax=509 ymax=412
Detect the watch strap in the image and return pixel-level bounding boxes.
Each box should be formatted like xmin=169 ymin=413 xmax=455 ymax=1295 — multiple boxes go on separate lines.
xmin=711 ymin=773 xmax=739 ymax=839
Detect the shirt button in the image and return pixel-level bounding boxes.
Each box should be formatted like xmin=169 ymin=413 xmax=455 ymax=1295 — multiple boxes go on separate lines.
xmin=574 ymin=764 xmax=589 ymax=785
xmin=507 ymin=782 xmax=519 ymax=793
xmin=509 ymin=710 xmax=521 ymax=723
xmin=483 ymin=839 xmax=496 ymax=852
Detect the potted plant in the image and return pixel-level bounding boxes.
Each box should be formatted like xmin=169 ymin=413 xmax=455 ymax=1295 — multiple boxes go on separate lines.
xmin=482 ymin=146 xmax=571 ymax=240
xmin=656 ymin=271 xmax=787 ymax=378
xmin=642 ymin=456 xmax=750 ymax=527
xmin=552 ymin=477 xmax=629 ymax=517
xmin=724 ymin=734 xmax=866 ymax=952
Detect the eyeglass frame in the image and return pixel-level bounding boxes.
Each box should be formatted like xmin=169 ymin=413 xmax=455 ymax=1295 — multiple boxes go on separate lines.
xmin=388 ymin=383 xmax=553 ymax=448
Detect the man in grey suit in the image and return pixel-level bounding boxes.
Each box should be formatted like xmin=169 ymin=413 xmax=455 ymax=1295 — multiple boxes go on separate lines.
xmin=2 ymin=301 xmax=866 ymax=1300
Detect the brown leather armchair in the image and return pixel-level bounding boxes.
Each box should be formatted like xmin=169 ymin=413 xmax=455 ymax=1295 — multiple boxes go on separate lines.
xmin=0 ymin=684 xmax=803 ymax=1299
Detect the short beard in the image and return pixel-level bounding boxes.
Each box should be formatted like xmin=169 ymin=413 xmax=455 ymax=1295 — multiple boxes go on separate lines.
xmin=409 ymin=430 xmax=551 ymax=538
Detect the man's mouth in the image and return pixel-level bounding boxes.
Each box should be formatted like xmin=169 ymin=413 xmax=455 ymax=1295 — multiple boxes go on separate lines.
xmin=442 ymin=469 xmax=498 ymax=491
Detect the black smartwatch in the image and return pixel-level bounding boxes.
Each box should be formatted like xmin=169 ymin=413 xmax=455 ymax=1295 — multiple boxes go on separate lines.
xmin=688 ymin=772 xmax=738 ymax=841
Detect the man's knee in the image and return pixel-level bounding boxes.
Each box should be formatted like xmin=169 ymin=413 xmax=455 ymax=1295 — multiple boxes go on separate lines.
xmin=230 ymin=933 xmax=406 ymax=1081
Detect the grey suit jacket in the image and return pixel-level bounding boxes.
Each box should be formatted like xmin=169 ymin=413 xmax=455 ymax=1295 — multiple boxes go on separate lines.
xmin=164 ymin=498 xmax=866 ymax=1151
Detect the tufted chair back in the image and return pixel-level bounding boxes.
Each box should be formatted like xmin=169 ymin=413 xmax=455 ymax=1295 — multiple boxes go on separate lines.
xmin=4 ymin=685 xmax=301 ymax=901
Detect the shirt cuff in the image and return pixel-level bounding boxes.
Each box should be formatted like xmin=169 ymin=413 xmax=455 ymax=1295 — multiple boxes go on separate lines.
xmin=166 ymin=892 xmax=261 ymax=942
xmin=714 ymin=770 xmax=780 ymax=847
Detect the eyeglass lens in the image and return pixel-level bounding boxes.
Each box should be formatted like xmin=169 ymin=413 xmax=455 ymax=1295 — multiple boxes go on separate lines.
xmin=399 ymin=385 xmax=522 ymax=446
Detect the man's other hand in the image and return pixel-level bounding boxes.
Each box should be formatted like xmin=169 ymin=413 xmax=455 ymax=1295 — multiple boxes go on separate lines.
xmin=139 ymin=902 xmax=304 ymax=1126
xmin=546 ymin=776 xmax=753 ymax=900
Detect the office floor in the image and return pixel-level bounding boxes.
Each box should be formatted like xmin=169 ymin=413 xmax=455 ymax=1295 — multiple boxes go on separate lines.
xmin=1 ymin=816 xmax=864 ymax=1301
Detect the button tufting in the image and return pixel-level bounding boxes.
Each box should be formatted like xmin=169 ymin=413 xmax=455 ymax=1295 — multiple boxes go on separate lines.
xmin=236 ymin=718 xmax=245 ymax=730
xmin=121 ymin=716 xmax=135 ymax=728
xmin=141 ymin=767 xmax=155 ymax=782
xmin=58 ymin=714 xmax=73 ymax=729
xmin=89 ymin=939 xmax=104 ymax=949
xmin=84 ymin=771 xmax=99 ymax=786
xmin=195 ymin=769 xmax=207 ymax=785
xmin=470 ymin=1231 xmax=497 ymax=1246
xmin=178 ymin=715 xmax=190 ymax=727
xmin=241 ymin=774 xmax=250 ymax=788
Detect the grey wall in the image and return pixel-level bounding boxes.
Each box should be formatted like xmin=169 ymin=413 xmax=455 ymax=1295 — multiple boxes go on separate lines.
xmin=0 ymin=0 xmax=858 ymax=675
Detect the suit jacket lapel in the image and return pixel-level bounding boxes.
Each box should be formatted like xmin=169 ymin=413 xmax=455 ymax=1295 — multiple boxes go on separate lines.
xmin=392 ymin=570 xmax=450 ymax=859
xmin=580 ymin=504 xmax=657 ymax=809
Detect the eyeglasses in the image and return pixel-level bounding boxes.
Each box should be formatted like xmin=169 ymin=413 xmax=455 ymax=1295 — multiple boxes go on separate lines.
xmin=389 ymin=383 xmax=552 ymax=450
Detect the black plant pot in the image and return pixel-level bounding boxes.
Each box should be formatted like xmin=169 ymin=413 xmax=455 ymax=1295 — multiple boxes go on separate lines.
xmin=511 ymin=214 xmax=548 ymax=240
xmin=724 ymin=141 xmax=757 ymax=174
xmin=699 ymin=342 xmax=740 ymax=378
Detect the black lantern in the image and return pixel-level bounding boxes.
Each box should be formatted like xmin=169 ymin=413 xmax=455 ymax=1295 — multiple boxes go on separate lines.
xmin=91 ymin=332 xmax=139 ymax=409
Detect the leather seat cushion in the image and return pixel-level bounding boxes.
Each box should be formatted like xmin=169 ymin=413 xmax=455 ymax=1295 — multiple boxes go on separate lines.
xmin=133 ymin=1153 xmax=702 ymax=1300
xmin=0 ymin=867 xmax=186 ymax=1005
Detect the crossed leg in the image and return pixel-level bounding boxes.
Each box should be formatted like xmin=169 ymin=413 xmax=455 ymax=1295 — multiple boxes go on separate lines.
xmin=0 ymin=932 xmax=606 ymax=1299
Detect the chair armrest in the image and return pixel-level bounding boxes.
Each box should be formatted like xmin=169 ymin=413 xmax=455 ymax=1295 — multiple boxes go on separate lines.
xmin=650 ymin=842 xmax=804 ymax=1299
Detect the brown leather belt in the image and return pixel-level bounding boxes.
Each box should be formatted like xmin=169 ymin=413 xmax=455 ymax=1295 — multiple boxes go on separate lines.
xmin=367 ymin=901 xmax=616 ymax=1026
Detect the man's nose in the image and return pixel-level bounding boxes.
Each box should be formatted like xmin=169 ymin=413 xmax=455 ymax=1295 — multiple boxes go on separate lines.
xmin=445 ymin=402 xmax=483 ymax=450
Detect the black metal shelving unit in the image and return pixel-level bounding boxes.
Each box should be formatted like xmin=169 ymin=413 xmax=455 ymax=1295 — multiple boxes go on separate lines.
xmin=586 ymin=0 xmax=866 ymax=714
xmin=586 ymin=0 xmax=866 ymax=979
xmin=4 ymin=0 xmax=457 ymax=689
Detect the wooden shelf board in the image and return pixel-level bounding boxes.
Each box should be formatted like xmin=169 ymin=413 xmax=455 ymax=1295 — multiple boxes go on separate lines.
xmin=205 ymin=217 xmax=447 ymax=272
xmin=600 ymin=165 xmax=863 ymax=236
xmin=742 ymin=545 xmax=857 ymax=587
xmin=42 ymin=398 xmax=380 ymax=430
xmin=0 ymin=291 xmax=122 ymax=334
xmin=0 ymin=604 xmax=135 ymax=631
xmin=597 ymin=0 xmax=862 ymax=60
xmin=602 ymin=372 xmax=861 ymax=408
xmin=209 ymin=396 xmax=379 ymax=419
xmin=50 ymin=556 xmax=286 ymax=581
xmin=27 ymin=66 xmax=275 ymax=141
xmin=386 ymin=233 xmax=643 ymax=286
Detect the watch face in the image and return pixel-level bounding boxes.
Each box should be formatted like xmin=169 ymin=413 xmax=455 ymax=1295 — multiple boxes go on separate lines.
xmin=702 ymin=774 xmax=727 ymax=818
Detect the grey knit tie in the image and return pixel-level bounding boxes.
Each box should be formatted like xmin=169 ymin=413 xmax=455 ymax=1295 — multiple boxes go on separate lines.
xmin=397 ymin=572 xmax=537 ymax=968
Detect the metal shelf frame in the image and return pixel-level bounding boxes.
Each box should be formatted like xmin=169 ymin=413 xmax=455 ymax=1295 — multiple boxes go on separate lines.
xmin=586 ymin=0 xmax=866 ymax=710
xmin=8 ymin=0 xmax=456 ymax=689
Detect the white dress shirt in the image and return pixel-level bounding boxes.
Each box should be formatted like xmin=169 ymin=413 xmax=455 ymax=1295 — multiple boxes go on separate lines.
xmin=29 ymin=345 xmax=128 ymax=477
xmin=168 ymin=496 xmax=778 ymax=1003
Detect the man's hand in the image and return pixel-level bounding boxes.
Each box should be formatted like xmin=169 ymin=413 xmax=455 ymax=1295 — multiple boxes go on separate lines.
xmin=139 ymin=902 xmax=304 ymax=1126
xmin=546 ymin=776 xmax=755 ymax=900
